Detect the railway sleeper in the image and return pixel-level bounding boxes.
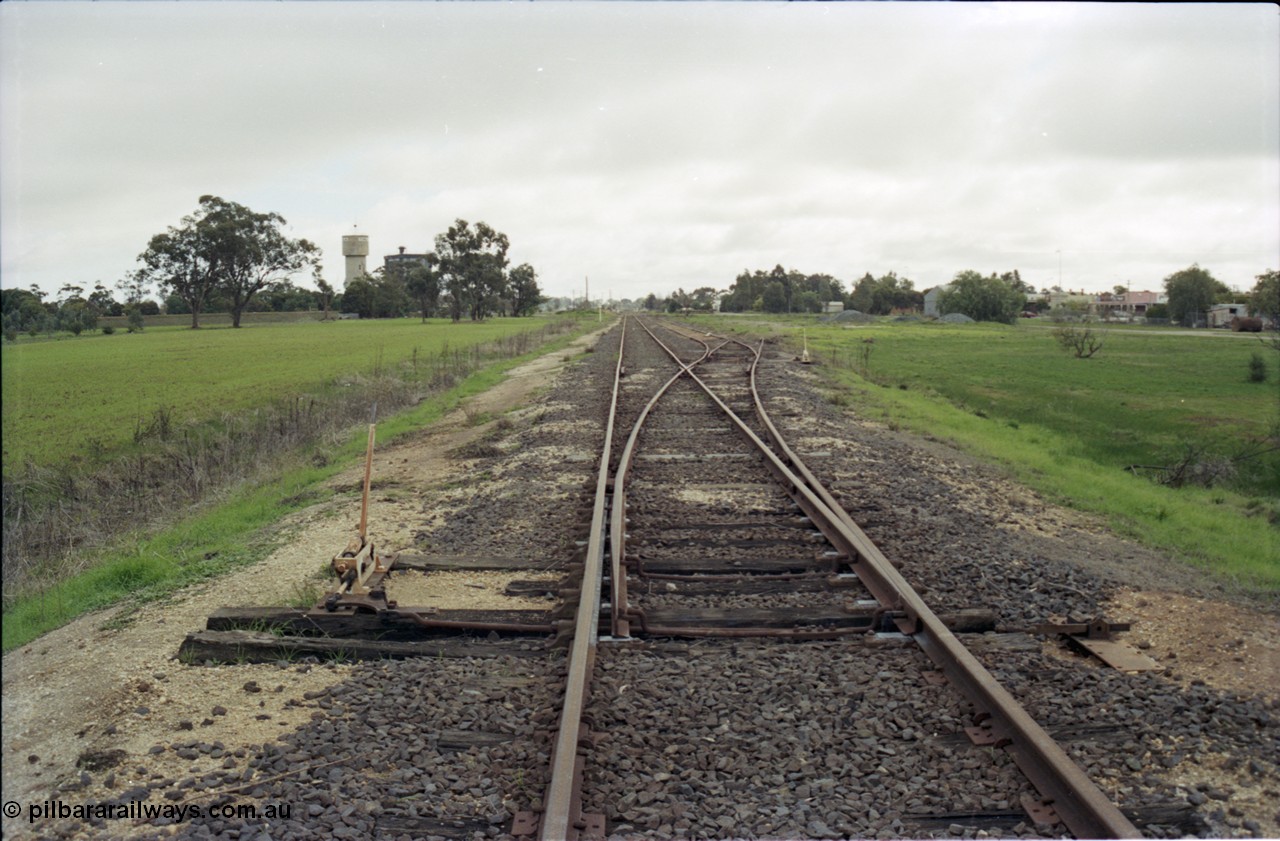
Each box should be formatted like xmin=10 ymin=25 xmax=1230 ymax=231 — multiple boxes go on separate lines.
xmin=631 ymin=554 xmax=828 ymax=575
xmin=902 ymin=800 xmax=1206 ymax=836
xmin=622 ymin=605 xmax=997 ymax=636
xmin=205 ymin=606 xmax=552 ymax=639
xmin=178 ymin=629 xmax=546 ymax=663
xmin=631 ymin=535 xmax=827 ymax=549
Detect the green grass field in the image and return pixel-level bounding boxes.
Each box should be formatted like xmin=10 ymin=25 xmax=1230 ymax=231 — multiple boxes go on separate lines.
xmin=811 ymin=321 xmax=1278 ymax=486
xmin=2 ymin=316 xmax=601 ymax=651
xmin=689 ymin=314 xmax=1280 ymax=590
xmin=2 ymin=317 xmax=566 ymax=472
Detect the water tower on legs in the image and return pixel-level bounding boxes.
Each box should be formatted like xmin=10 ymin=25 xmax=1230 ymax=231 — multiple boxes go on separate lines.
xmin=342 ymin=231 xmax=369 ymax=284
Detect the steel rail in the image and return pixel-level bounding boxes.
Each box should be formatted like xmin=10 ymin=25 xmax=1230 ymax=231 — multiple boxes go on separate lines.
xmin=536 ymin=317 xmax=627 ymax=841
xmin=608 ymin=324 xmax=726 ymax=637
xmin=646 ymin=320 xmax=1140 ymax=839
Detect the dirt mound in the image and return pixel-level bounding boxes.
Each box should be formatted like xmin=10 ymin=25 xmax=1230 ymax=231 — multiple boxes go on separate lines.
xmin=821 ymin=309 xmax=874 ymax=323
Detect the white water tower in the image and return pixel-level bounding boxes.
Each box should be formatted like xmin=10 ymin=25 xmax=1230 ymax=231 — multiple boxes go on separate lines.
xmin=342 ymin=232 xmax=369 ymax=284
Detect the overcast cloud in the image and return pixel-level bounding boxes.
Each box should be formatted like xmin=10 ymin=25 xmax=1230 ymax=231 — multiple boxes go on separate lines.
xmin=2 ymin=1 xmax=1276 ymax=303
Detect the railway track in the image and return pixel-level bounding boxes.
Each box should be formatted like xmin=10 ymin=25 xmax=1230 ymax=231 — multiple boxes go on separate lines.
xmin=159 ymin=315 xmax=1265 ymax=841
xmin=519 ymin=316 xmax=1138 ymax=840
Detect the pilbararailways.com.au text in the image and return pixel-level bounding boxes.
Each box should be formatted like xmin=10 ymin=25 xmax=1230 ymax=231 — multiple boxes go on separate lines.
xmin=17 ymin=799 xmax=292 ymax=824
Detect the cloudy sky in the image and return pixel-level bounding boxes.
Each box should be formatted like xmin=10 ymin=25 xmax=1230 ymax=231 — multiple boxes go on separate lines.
xmin=2 ymin=2 xmax=1277 ymax=304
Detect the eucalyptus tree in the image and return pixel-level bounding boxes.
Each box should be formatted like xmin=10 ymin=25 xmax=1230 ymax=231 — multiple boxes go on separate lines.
xmin=1163 ymin=265 xmax=1230 ymax=327
xmin=1247 ymin=269 xmax=1278 ymax=323
xmin=507 ymin=263 xmax=543 ymax=317
xmin=135 ymin=195 xmax=319 ymax=328
xmin=937 ymin=270 xmax=1026 ymax=324
xmin=434 ymin=219 xmax=510 ymax=322
xmin=405 ymin=261 xmax=443 ymax=321
xmin=314 ymin=274 xmax=337 ymax=321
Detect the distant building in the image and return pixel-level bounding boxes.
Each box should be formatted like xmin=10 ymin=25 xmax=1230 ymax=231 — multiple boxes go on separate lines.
xmin=1208 ymin=303 xmax=1249 ymax=328
xmin=923 ymin=284 xmax=952 ymax=317
xmin=1045 ymin=289 xmax=1094 ymax=311
xmin=384 ymin=246 xmax=429 ymax=280
xmin=1096 ymin=290 xmax=1162 ymax=320
xmin=342 ymin=233 xmax=369 ymax=284
xmin=823 ymin=301 xmax=844 ymax=314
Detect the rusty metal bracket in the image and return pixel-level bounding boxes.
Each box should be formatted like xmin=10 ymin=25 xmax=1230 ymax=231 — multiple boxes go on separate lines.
xmin=577 ymin=813 xmax=607 ymax=837
xmin=1033 ymin=616 xmax=1132 ymax=639
xmin=512 ymin=810 xmax=606 ymax=840
xmin=1035 ymin=616 xmax=1161 ymax=672
xmin=321 ymin=591 xmax=395 ymax=614
xmin=511 ymin=811 xmax=540 ymax=838
xmin=964 ymin=719 xmax=1012 ymax=748
xmin=1020 ymin=793 xmax=1063 ymax=828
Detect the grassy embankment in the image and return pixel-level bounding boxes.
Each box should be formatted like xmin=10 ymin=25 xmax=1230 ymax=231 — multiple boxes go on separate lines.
xmin=2 ymin=314 xmax=604 ymax=651
xmin=688 ymin=314 xmax=1279 ymax=592
xmin=3 ymin=317 xmax=565 ymax=469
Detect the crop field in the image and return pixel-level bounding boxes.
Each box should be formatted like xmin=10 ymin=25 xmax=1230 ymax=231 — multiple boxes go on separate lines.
xmin=689 ymin=315 xmax=1279 ymax=589
xmin=2 ymin=317 xmax=569 ymax=472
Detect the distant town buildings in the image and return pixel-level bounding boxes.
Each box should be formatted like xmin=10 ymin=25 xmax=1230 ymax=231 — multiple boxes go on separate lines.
xmin=1095 ymin=290 xmax=1161 ymax=319
xmin=1043 ymin=289 xmax=1095 ymax=311
xmin=923 ymin=283 xmax=1184 ymax=321
xmin=340 ymin=234 xmax=430 ymax=285
xmin=384 ymin=246 xmax=430 ymax=280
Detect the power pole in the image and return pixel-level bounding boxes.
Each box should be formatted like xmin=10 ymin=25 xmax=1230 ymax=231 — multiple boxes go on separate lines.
xmin=585 ymin=276 xmax=589 ymax=308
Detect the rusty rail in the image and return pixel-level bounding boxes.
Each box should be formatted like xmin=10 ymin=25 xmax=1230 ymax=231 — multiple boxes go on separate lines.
xmin=646 ymin=319 xmax=1140 ymax=839
xmin=608 ymin=325 xmax=725 ymax=637
xmin=533 ymin=317 xmax=626 ymax=841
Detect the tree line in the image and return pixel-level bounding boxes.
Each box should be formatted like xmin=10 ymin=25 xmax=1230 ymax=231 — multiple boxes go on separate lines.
xmin=2 ymin=200 xmax=548 ymax=340
xmin=719 ymin=266 xmax=848 ymax=313
xmin=714 ymin=266 xmax=1004 ymax=317
xmin=1 ymin=275 xmax=332 ymax=340
xmin=342 ymin=219 xmax=542 ymax=322
xmin=648 ymin=263 xmax=1276 ymax=327
xmin=2 ymin=283 xmax=150 ymax=340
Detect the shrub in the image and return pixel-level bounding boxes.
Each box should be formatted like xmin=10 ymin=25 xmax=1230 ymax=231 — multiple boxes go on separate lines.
xmin=1053 ymin=322 xmax=1105 ymax=358
xmin=101 ymin=325 xmax=115 ymax=335
xmin=1231 ymin=316 xmax=1263 ymax=333
xmin=1248 ymin=352 xmax=1267 ymax=383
